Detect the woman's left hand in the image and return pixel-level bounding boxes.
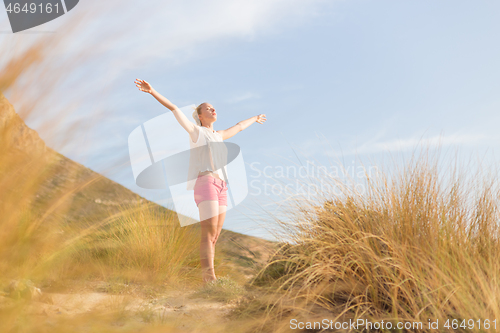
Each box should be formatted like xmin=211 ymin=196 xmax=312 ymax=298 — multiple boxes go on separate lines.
xmin=135 ymin=79 xmax=153 ymax=94
xmin=256 ymin=114 xmax=267 ymax=124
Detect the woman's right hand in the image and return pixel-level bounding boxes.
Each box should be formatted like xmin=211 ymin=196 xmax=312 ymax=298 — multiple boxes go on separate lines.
xmin=135 ymin=79 xmax=153 ymax=94
xmin=256 ymin=114 xmax=267 ymax=124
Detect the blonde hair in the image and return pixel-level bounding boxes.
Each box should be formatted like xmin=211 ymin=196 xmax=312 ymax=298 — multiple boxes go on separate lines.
xmin=192 ymin=102 xmax=205 ymax=126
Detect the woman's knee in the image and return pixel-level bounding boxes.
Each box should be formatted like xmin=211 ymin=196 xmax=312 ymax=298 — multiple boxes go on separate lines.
xmin=201 ymin=223 xmax=218 ymax=244
xmin=201 ymin=233 xmax=217 ymax=245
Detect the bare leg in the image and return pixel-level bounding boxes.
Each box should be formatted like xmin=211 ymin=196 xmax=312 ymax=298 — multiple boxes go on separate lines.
xmin=212 ymin=205 xmax=227 ymax=279
xmin=199 ymin=200 xmax=219 ymax=283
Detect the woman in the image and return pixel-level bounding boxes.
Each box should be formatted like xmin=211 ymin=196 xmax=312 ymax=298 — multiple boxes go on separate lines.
xmin=134 ymin=79 xmax=267 ymax=284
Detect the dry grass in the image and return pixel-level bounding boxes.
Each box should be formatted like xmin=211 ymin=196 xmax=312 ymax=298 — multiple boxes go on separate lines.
xmin=3 ymin=75 xmax=499 ymax=332
xmin=0 ymin=12 xmax=239 ymax=332
xmin=246 ymin=146 xmax=500 ymax=332
xmin=0 ymin=128 xmax=240 ymax=332
xmin=2 ymin=7 xmax=499 ymax=332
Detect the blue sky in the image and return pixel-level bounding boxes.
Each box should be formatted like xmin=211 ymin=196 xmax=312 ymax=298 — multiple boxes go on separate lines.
xmin=2 ymin=0 xmax=500 ymax=241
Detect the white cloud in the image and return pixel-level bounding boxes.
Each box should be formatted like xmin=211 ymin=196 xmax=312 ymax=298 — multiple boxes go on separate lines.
xmin=225 ymin=91 xmax=260 ymax=103
xmin=330 ymin=132 xmax=489 ymax=157
xmin=79 ymin=0 xmax=332 ymax=73
xmin=287 ymin=132 xmax=490 ymax=160
xmin=144 ymin=0 xmax=328 ymax=54
xmin=0 ymin=0 xmax=330 ymax=152
xmin=1 ymin=0 xmax=331 ymax=82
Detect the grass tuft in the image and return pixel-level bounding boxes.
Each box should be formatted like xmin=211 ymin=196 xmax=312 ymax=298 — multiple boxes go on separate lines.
xmin=192 ymin=276 xmax=246 ymax=302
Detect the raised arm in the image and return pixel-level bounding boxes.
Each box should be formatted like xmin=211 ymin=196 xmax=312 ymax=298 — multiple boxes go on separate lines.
xmin=218 ymin=114 xmax=267 ymax=140
xmin=135 ymin=79 xmax=199 ymax=142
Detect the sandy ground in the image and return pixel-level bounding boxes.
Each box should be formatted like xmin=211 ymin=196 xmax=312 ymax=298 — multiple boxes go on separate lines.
xmin=0 ymin=228 xmax=279 ymax=331
xmin=0 ymin=282 xmax=243 ymax=331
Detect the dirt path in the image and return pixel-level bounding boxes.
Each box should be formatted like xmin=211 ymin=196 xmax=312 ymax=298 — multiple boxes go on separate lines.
xmin=1 ymin=284 xmax=241 ymax=331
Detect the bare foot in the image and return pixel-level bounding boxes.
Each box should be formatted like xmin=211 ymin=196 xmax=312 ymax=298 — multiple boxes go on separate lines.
xmin=202 ymin=271 xmax=217 ymax=285
xmin=203 ymin=277 xmax=216 ymax=286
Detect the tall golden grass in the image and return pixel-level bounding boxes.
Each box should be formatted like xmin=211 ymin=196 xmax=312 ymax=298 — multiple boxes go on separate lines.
xmin=0 ymin=113 xmax=227 ymax=332
xmin=66 ymin=201 xmax=202 ymax=285
xmin=3 ymin=8 xmax=499 ymax=332
xmin=0 ymin=10 xmax=234 ymax=332
xmin=3 ymin=88 xmax=499 ymax=333
xmin=0 ymin=0 xmax=209 ymax=280
xmin=247 ymin=145 xmax=500 ymax=332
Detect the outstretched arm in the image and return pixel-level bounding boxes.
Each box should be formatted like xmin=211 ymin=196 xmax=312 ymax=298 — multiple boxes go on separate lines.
xmin=135 ymin=79 xmax=199 ymax=142
xmin=218 ymin=114 xmax=266 ymax=140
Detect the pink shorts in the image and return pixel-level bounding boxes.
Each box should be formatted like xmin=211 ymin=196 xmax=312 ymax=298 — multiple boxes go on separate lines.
xmin=194 ymin=175 xmax=228 ymax=207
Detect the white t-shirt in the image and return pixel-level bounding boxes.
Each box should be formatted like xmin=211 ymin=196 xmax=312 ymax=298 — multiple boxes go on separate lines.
xmin=186 ymin=125 xmax=229 ymax=190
